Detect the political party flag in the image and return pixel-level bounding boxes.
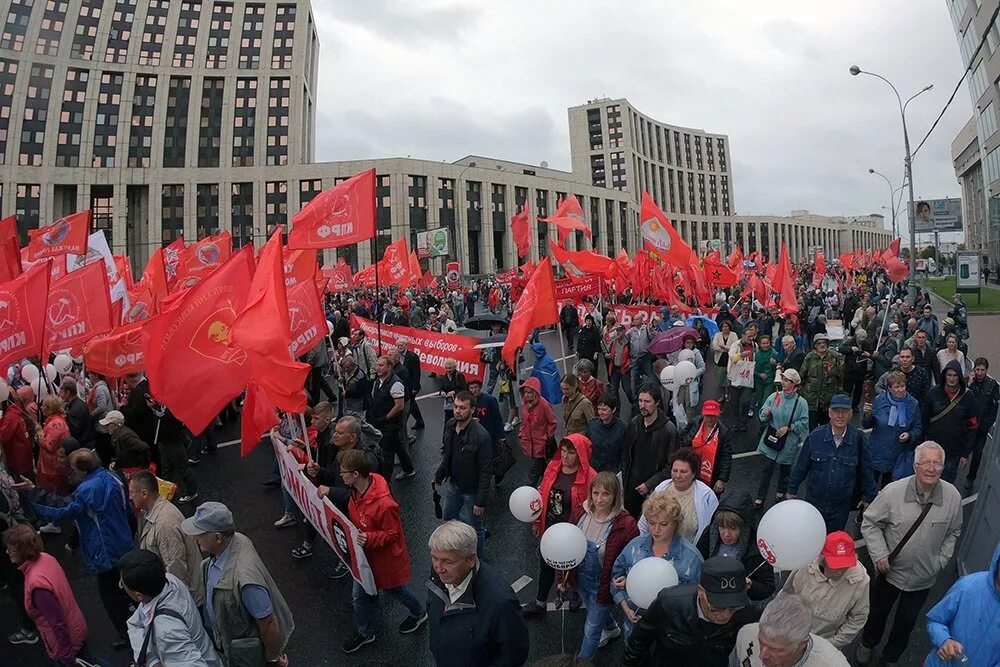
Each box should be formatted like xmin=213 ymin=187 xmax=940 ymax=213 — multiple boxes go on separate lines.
xmin=322 ymin=258 xmax=353 ymax=292
xmin=288 ymin=169 xmax=376 ymax=249
xmin=353 ymin=264 xmax=376 ymax=288
xmin=163 ymin=237 xmax=185 ymax=289
xmin=503 ymin=260 xmax=558 ymax=367
xmin=287 ymin=279 xmax=327 ymax=359
xmin=113 ymin=255 xmax=134 ymax=290
xmin=43 ymin=261 xmax=112 ymax=357
xmin=0 ymin=263 xmax=49 ymax=372
xmin=703 ymin=255 xmax=739 ymax=288
xmin=83 ymin=320 xmax=146 ymax=377
xmin=511 ymin=203 xmax=531 ymax=259
xmin=639 ymin=192 xmax=692 ymax=268
xmin=0 ymin=215 xmax=20 ymax=283
xmin=175 ymin=232 xmax=232 ymax=291
xmin=812 ymin=252 xmax=826 ymax=289
xmin=26 ymin=211 xmax=90 ymax=261
xmin=774 ymin=242 xmax=798 ymax=315
xmin=241 ymin=379 xmax=280 ymax=457
xmin=878 ymin=238 xmax=909 ymax=283
xmin=282 ymin=248 xmax=318 ymax=288
xmin=408 ymin=250 xmax=422 ymax=285
xmin=142 ymin=247 xmax=255 ymax=435
xmin=377 ymin=238 xmax=411 ymax=288
xmin=549 ymin=242 xmax=616 ymax=278
xmin=540 ymin=194 xmax=590 ymax=245
xmin=726 ymin=245 xmax=743 ymax=272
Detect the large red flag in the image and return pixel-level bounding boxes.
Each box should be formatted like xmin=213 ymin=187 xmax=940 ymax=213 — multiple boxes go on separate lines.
xmin=25 ymin=211 xmax=90 ymax=261
xmin=511 ymin=203 xmax=531 ymax=258
xmin=322 ymin=259 xmax=353 ymax=292
xmin=0 ymin=263 xmax=50 ymax=371
xmin=230 ymin=231 xmax=309 ymax=413
xmin=175 ymin=232 xmax=232 ymax=291
xmin=83 ymin=320 xmax=145 ymax=377
xmin=639 ymin=191 xmax=692 ymax=268
xmin=124 ymin=283 xmax=156 ymax=323
xmin=353 ymin=264 xmax=376 ymax=288
xmin=502 ymin=260 xmax=558 ymax=367
xmin=879 ymin=238 xmax=901 ymax=263
xmin=774 ymin=242 xmax=799 ymax=315
xmin=540 ymin=195 xmax=590 ymax=245
xmin=283 ymin=248 xmax=318 ymax=288
xmin=288 ymin=169 xmax=376 ymax=249
xmin=812 ymin=252 xmax=826 ymax=289
xmin=287 ymin=279 xmax=327 ymax=358
xmin=141 ymin=247 xmax=170 ymax=307
xmin=142 ymin=247 xmax=255 ymax=434
xmin=878 ymin=238 xmax=909 ymax=283
xmin=377 ymin=238 xmax=411 ymax=288
xmin=44 ymin=261 xmax=112 ymax=356
xmin=240 ymin=379 xmax=280 ymax=457
xmin=703 ymin=256 xmax=739 ymax=288
xmin=0 ymin=215 xmax=20 ymax=283
xmin=726 ymin=245 xmax=743 ymax=272
xmin=549 ymin=242 xmax=616 ymax=278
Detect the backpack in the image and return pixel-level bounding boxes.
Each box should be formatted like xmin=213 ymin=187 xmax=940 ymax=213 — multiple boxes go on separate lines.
xmin=493 ymin=438 xmax=516 ymax=484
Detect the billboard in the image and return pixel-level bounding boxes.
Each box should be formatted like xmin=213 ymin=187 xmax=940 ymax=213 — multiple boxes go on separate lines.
xmin=415 ymin=228 xmax=449 ymax=259
xmin=910 ymin=198 xmax=963 ymax=233
xmin=956 ymin=251 xmax=980 ymax=289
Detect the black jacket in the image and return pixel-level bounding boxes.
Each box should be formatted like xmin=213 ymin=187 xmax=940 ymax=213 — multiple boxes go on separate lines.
xmin=426 ymin=562 xmax=529 ymax=667
xmin=435 ymin=419 xmax=493 ymax=507
xmin=969 ymin=373 xmax=1000 ymax=436
xmin=110 ymin=426 xmax=150 ymax=470
xmin=64 ymin=396 xmax=95 ymax=448
xmin=576 ymin=325 xmax=602 ymax=362
xmin=679 ymin=417 xmax=732 ymax=484
xmin=560 ymin=303 xmax=580 ymax=328
xmin=923 ymin=359 xmax=979 ymax=458
xmin=622 ymin=411 xmax=678 ymax=490
xmin=781 ymin=348 xmax=805 ymax=373
xmin=439 ymin=371 xmax=467 ymax=399
xmin=623 ymin=584 xmax=764 ymax=666
xmin=120 ymin=379 xmax=158 ymax=447
xmin=402 ymin=349 xmax=421 ymax=394
xmin=695 ymin=490 xmax=774 ymax=601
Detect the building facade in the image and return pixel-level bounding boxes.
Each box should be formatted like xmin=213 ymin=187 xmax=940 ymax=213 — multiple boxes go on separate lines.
xmin=952 ymin=115 xmax=990 ymax=258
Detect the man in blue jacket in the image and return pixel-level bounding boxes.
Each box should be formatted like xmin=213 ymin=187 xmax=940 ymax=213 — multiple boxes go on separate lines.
xmin=923 ymin=539 xmax=1000 ymax=666
xmin=14 ymin=449 xmax=135 ymax=649
xmin=787 ymin=394 xmax=877 ymax=533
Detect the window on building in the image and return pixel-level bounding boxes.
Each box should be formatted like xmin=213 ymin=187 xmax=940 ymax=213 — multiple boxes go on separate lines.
xmin=35 ymin=1 xmax=67 ymax=56
xmin=265 ymin=181 xmax=287 ymax=232
xmin=198 ymin=78 xmax=224 ymax=167
xmin=128 ymin=74 xmax=156 ymax=167
xmin=70 ymin=0 xmax=101 ymax=60
xmin=272 ymin=5 xmax=295 ymax=69
xmin=19 ymin=64 xmax=52 ymax=167
xmin=92 ymin=71 xmax=122 ymax=167
xmin=138 ymin=0 xmax=169 ymax=66
xmin=206 ymin=2 xmax=233 ymax=68
xmin=104 ymin=0 xmax=135 ymax=63
xmin=970 ymin=61 xmax=988 ymax=103
xmin=161 ymin=185 xmax=185 ymax=243
xmin=266 ymin=77 xmax=289 ymax=166
xmin=239 ymin=4 xmax=265 ymax=69
xmin=15 ymin=183 xmax=38 ymax=242
xmin=163 ymin=77 xmax=191 ymax=168
xmin=196 ymin=184 xmax=220 ymax=238
xmin=299 ymin=178 xmax=321 ymax=209
xmin=491 ymin=184 xmax=506 ymax=229
xmin=1 ymin=1 xmax=33 ymax=52
xmin=407 ymin=175 xmax=427 ymax=232
xmin=172 ymin=1 xmax=201 ymax=68
xmin=590 ymin=154 xmax=606 ymax=187
xmin=56 ymin=68 xmax=87 ymax=167
xmin=231 ymin=182 xmax=254 ymax=247
xmin=376 ymin=174 xmax=390 ymax=231
xmin=0 ymin=59 xmax=17 ymax=165
xmin=88 ymin=185 xmax=112 ymax=246
xmin=232 ymin=77 xmax=256 ymax=166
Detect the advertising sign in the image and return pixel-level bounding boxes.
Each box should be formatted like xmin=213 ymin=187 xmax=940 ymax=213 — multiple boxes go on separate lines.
xmin=910 ymin=198 xmax=963 ymax=233
xmin=446 ymin=261 xmax=461 ymax=289
xmin=956 ymin=251 xmax=981 ymax=289
xmin=416 ymin=228 xmax=450 ymax=259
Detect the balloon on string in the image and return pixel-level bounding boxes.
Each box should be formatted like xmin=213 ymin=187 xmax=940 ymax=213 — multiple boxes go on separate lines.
xmin=54 ymin=354 xmax=74 ymax=374
xmin=327 ymin=320 xmax=335 ymax=336
xmin=659 ymin=365 xmax=676 ymax=392
xmin=625 ymin=557 xmax=679 ymax=609
xmin=29 ymin=377 xmax=48 ymax=398
xmin=675 ymin=360 xmax=697 ymax=386
xmin=508 ymin=486 xmax=543 ymax=523
xmin=44 ymin=364 xmax=57 ymax=383
xmin=756 ymin=499 xmax=827 ymax=571
xmin=0 ymin=378 xmax=9 ymax=402
xmin=677 ymin=349 xmax=696 ymax=364
xmin=20 ymin=364 xmax=39 ymax=384
xmin=539 ymin=523 xmax=588 ymax=571
xmin=72 ymin=355 xmax=83 ymax=364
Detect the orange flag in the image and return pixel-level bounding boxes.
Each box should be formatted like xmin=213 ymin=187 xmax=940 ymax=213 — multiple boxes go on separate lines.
xmin=26 ymin=211 xmax=90 ymax=261
xmin=540 ymin=194 xmax=590 ymax=245
xmin=639 ymin=191 xmax=692 ymax=269
xmin=0 ymin=263 xmax=50 ymax=370
xmin=241 ymin=379 xmax=280 ymax=457
xmin=512 ymin=203 xmax=531 ymax=258
xmin=288 ymin=169 xmax=376 ymax=249
xmin=502 ymin=260 xmax=558 ymax=367
xmin=230 ymin=230 xmax=309 ymax=413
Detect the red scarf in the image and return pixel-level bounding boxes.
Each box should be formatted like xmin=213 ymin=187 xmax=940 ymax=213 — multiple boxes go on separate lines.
xmin=691 ymin=420 xmax=720 ymax=484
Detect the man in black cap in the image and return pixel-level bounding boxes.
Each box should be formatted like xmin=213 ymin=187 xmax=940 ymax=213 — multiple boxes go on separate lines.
xmin=623 ymin=556 xmax=764 ymax=666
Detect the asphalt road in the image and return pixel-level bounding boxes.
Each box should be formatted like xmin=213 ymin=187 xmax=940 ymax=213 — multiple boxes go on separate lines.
xmin=1 ymin=319 xmax=994 ymax=667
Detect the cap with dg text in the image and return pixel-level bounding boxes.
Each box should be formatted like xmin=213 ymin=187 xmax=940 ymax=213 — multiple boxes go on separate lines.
xmin=98 ymin=410 xmax=125 ymax=427
xmin=181 ymin=501 xmax=235 ymax=535
xmin=700 ymin=556 xmax=750 ymax=608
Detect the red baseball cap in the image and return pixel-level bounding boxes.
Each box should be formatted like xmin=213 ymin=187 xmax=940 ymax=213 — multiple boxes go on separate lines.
xmin=702 ymin=400 xmax=721 ymax=416
xmin=821 ymin=531 xmax=857 ymax=569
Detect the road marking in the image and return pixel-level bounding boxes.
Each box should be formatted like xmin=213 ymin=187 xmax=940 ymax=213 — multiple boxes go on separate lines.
xmin=511 ymin=575 xmax=533 ymax=593
xmin=217 ymin=438 xmax=240 ymax=449
xmin=851 ymin=493 xmax=977 ymax=552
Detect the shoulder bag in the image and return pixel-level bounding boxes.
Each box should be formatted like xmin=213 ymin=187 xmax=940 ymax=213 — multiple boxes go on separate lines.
xmin=135 ymin=607 xmax=188 ymax=667
xmin=885 ymin=500 xmax=934 ymax=566
xmin=763 ymin=397 xmax=800 ymax=452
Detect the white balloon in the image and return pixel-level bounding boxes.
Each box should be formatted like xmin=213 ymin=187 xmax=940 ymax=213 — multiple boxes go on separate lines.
xmin=0 ymin=378 xmax=9 ymax=402
xmin=539 ymin=523 xmax=588 ymax=571
xmin=29 ymin=377 xmax=48 ymax=397
xmin=677 ymin=349 xmax=696 ymax=364
xmin=757 ymin=499 xmax=827 ymax=571
xmin=72 ymin=355 xmax=83 ymax=364
xmin=54 ymin=354 xmax=73 ymax=374
xmin=659 ymin=365 xmax=676 ymax=392
xmin=20 ymin=364 xmax=39 ymax=383
xmin=508 ymin=486 xmax=543 ymax=523
xmin=675 ymin=360 xmax=697 ymax=386
xmin=327 ymin=320 xmax=335 ymax=336
xmin=625 ymin=557 xmax=679 ymax=609
xmin=44 ymin=364 xmax=57 ymax=383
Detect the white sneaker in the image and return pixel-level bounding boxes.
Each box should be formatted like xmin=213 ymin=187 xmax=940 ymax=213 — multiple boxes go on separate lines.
xmin=38 ymin=523 xmax=61 ymax=535
xmin=511 ymin=417 xmax=521 ymax=427
xmin=503 ymin=422 xmax=513 ymax=433
xmin=599 ymin=624 xmax=621 ymax=647
xmin=274 ymin=514 xmax=297 ymax=528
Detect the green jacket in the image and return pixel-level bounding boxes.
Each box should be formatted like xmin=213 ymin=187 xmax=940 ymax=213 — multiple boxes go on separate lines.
xmin=203 ymin=533 xmax=295 ymax=663
xmin=799 ymin=349 xmax=845 ymax=410
xmin=753 ymin=348 xmax=780 ymax=390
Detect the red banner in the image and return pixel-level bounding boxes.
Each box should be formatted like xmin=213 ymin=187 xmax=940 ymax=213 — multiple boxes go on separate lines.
xmin=558 ymin=301 xmax=658 ymax=328
xmin=83 ymin=320 xmax=145 ymax=377
xmin=555 ymin=275 xmax=602 ymax=300
xmin=495 ymin=268 xmax=518 ymax=285
xmin=350 ymin=314 xmax=486 ymax=381
xmin=26 ymin=211 xmax=90 ymax=261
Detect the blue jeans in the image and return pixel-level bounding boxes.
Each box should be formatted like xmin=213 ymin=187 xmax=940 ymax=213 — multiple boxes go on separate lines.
xmin=630 ymin=355 xmax=654 ymax=400
xmin=352 ymin=580 xmax=424 ymax=636
xmin=578 ymin=590 xmax=617 ymax=659
xmin=442 ymin=482 xmax=485 ymax=557
xmin=609 ymin=368 xmax=634 ymax=406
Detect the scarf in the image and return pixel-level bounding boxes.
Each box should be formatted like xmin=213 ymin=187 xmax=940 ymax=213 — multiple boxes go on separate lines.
xmin=886 ymin=393 xmax=908 ymax=428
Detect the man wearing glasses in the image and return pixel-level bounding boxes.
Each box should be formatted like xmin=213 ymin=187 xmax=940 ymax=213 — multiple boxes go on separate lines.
xmin=856 ymin=441 xmax=963 ymax=667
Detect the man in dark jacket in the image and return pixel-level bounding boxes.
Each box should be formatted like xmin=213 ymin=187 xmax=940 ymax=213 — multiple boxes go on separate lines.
xmin=100 ymin=410 xmax=150 ymax=471
xmin=312 ymin=414 xmax=383 ymax=513
xmin=120 ymin=373 xmax=159 ymax=457
xmin=621 ymin=384 xmax=678 ymax=519
xmin=679 ymin=400 xmax=731 ymax=494
xmin=396 ymin=340 xmax=425 ymax=430
xmin=339 ymin=355 xmax=369 ymax=418
xmin=924 ymin=359 xmax=980 ymax=484
xmin=467 ymin=379 xmax=505 ymax=451
xmin=967 ymin=357 xmax=1000 ymax=489
xmin=788 ymin=394 xmax=877 ymax=533
xmin=370 ymin=355 xmax=414 ymax=481
xmin=427 ymin=521 xmax=528 ymax=667
xmin=587 ymin=394 xmax=628 ymax=473
xmin=560 ymin=302 xmax=580 ymax=352
xmin=59 ymin=377 xmax=95 ymax=449
xmin=623 ymin=556 xmax=763 ymax=666
xmin=576 ymin=315 xmax=602 ymax=371
xmin=433 ymin=392 xmax=493 ymax=557
xmin=695 ymin=490 xmax=774 ymax=601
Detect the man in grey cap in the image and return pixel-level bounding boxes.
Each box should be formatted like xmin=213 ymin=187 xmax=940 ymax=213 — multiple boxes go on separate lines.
xmin=799 ymin=333 xmax=844 ymax=430
xmin=182 ymin=502 xmax=295 ymax=666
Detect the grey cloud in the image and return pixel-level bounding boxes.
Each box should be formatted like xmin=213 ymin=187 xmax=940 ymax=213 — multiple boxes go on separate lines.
xmin=316 ymin=0 xmax=480 ymax=44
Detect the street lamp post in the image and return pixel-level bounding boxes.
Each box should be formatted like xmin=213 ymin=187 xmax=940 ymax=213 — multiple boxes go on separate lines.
xmin=850 ymin=65 xmax=932 ymax=300
xmin=869 ymin=168 xmax=898 ymax=238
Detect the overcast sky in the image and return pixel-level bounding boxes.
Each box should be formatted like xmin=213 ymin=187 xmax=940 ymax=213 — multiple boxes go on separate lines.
xmin=311 ymin=0 xmax=972 ymax=232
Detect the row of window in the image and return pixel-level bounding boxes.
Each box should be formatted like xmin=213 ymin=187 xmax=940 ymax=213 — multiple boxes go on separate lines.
xmin=0 ymin=1 xmax=298 ymax=70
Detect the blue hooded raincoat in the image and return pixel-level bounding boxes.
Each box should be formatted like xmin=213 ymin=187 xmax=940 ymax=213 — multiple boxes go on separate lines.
xmin=529 ymin=342 xmax=563 ymax=406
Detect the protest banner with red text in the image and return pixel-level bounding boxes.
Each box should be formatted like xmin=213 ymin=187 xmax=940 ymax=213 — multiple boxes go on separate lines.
xmin=555 ymin=275 xmax=602 ymax=300
xmin=350 ymin=314 xmax=486 ymax=382
xmin=495 ymin=268 xmax=518 ymax=285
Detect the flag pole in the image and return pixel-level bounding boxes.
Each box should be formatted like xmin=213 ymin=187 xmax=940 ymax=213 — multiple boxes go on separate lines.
xmin=557 ymin=321 xmax=570 ymax=374
xmin=298 ymin=411 xmax=313 ymax=465
xmin=374 ymin=246 xmax=382 ymax=353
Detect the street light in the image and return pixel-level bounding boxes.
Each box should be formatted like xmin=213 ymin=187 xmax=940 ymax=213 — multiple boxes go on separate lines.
xmin=868 ymin=168 xmax=899 ymax=237
xmin=850 ymin=65 xmax=933 ymax=299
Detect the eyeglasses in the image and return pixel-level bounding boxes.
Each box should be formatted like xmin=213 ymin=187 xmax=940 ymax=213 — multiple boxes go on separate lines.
xmin=915 ymin=461 xmax=944 ymax=470
xmin=339 ymin=470 xmax=358 ymax=476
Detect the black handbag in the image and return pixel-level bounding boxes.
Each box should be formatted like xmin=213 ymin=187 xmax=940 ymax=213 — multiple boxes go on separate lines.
xmin=763 ymin=397 xmax=800 ymax=452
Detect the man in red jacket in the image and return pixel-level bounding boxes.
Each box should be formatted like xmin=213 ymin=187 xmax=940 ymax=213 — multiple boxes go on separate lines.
xmin=0 ymin=392 xmax=34 ymax=480
xmin=518 ymin=377 xmax=557 ymax=486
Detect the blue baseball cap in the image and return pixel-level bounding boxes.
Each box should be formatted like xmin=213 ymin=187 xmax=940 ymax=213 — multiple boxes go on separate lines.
xmin=830 ymin=394 xmax=853 ymax=411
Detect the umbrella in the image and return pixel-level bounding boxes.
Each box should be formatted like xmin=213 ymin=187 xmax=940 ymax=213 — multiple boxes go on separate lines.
xmin=686 ymin=315 xmax=719 ymax=337
xmin=465 ymin=312 xmax=510 ymax=331
xmin=648 ymin=327 xmax=698 ymax=356
xmin=473 ymin=333 xmax=507 ymax=350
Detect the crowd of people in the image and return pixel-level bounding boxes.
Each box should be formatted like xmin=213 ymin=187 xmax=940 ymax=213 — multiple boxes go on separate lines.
xmin=2 ymin=259 xmax=1000 ymax=666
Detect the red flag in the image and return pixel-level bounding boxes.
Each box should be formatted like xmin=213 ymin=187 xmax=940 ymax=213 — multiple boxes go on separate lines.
xmin=812 ymin=252 xmax=826 ymax=289
xmin=0 ymin=215 xmax=20 ymax=283
xmin=230 ymin=231 xmax=310 ymax=413
xmin=726 ymin=245 xmax=743 ymax=272
xmin=142 ymin=248 xmax=255 ymax=434
xmin=124 ymin=283 xmax=156 ymax=323
xmin=639 ymin=191 xmax=692 ymax=268
xmin=163 ymin=237 xmax=185 ymax=289
xmin=25 ymin=211 xmax=90 ymax=261
xmin=322 ymin=259 xmax=353 ymax=292
xmin=287 ymin=279 xmax=328 ymax=358
xmin=540 ymin=195 xmax=590 ymax=245
xmin=419 ymin=270 xmax=436 ymax=289
xmin=282 ymin=248 xmax=318 ymax=288
xmin=502 ymin=260 xmax=558 ymax=367
xmin=511 ymin=203 xmax=531 ymax=258
xmin=879 ymin=238 xmax=901 ymax=263
xmin=44 ymin=262 xmax=112 ymax=356
xmin=0 ymin=263 xmax=50 ymax=371
xmin=704 ymin=256 xmax=739 ymax=288
xmin=774 ymin=242 xmax=798 ymax=315
xmin=83 ymin=320 xmax=145 ymax=377
xmin=141 ymin=248 xmax=170 ymax=306
xmin=113 ymin=255 xmax=134 ymax=290
xmin=377 ymin=238 xmax=411 ymax=288
xmin=240 ymin=379 xmax=280 ymax=457
xmin=408 ymin=250 xmax=422 ymax=285
xmin=175 ymin=232 xmax=232 ymax=291
xmin=838 ymin=252 xmax=853 ymax=272
xmin=877 ymin=238 xmax=909 ymax=282
xmin=687 ymin=262 xmax=712 ymax=305
xmin=549 ymin=242 xmax=616 ymax=278
xmin=354 ymin=264 xmax=376 ymax=288
xmin=288 ymin=169 xmax=376 ymax=249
